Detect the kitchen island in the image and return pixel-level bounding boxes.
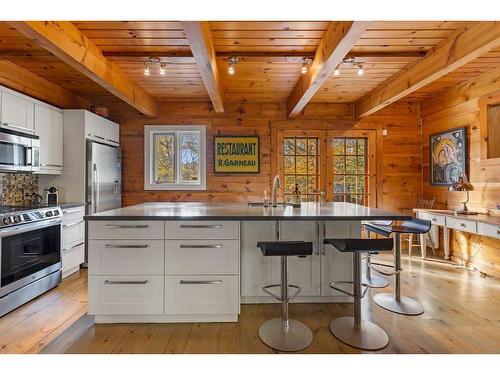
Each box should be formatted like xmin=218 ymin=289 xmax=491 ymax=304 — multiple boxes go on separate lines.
xmin=85 ymin=202 xmax=409 ymax=323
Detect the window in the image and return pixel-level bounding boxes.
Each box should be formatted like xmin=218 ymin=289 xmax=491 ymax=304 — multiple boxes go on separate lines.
xmin=283 ymin=136 xmax=321 ymax=202
xmin=332 ymin=137 xmax=370 ymax=205
xmin=144 ymin=125 xmax=206 ymax=190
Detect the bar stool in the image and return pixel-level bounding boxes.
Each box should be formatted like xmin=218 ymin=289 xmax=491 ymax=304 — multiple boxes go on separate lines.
xmin=256 ymin=240 xmax=314 ymax=352
xmin=364 ymin=218 xmax=431 ymax=316
xmin=324 ymin=238 xmax=393 ymax=350
xmin=363 ymin=221 xmax=391 ymax=289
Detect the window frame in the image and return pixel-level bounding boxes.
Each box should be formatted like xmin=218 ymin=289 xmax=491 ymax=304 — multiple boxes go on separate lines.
xmin=144 ymin=125 xmax=206 ymax=191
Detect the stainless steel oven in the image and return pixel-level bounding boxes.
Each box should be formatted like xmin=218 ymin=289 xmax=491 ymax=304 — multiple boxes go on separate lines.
xmin=0 ymin=127 xmax=40 ymax=172
xmin=0 ymin=206 xmax=62 ymax=317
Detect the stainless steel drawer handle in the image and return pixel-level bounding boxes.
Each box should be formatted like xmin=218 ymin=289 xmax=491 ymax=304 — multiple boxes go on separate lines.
xmin=105 ymin=244 xmax=149 ymax=249
xmin=179 ymin=280 xmax=223 ymax=285
xmin=107 ymin=139 xmax=119 ymax=144
xmin=179 ymin=224 xmax=222 ymax=229
xmin=63 ymin=242 xmax=84 ymax=251
xmin=104 ymin=280 xmax=148 ymax=285
xmin=105 ymin=224 xmax=149 ymax=229
xmin=40 ymin=163 xmax=63 ymax=167
xmin=94 ymin=135 xmax=105 ymax=140
xmin=179 ymin=244 xmax=223 ymax=249
xmin=63 ymin=208 xmax=84 ymax=214
xmin=63 ymin=221 xmax=84 ymax=228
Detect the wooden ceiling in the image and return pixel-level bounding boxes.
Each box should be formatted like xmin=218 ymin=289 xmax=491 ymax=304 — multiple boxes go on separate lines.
xmin=0 ymin=21 xmax=499 ymax=118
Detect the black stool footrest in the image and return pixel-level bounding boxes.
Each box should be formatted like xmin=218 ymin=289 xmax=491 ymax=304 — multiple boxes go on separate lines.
xmin=257 ymin=241 xmax=313 ymax=256
xmin=323 ymin=238 xmax=393 ymax=253
xmin=329 ymin=281 xmax=369 ymax=298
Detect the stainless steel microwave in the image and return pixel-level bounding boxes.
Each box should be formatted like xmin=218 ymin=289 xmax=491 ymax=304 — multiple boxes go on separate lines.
xmin=0 ymin=128 xmax=40 ymax=172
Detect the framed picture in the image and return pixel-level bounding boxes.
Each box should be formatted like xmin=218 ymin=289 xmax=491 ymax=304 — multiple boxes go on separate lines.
xmin=214 ymin=136 xmax=260 ymax=174
xmin=430 ymin=127 xmax=467 ymax=185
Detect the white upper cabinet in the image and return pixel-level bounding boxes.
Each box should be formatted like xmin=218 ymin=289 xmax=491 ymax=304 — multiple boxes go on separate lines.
xmin=85 ymin=111 xmax=105 ymax=142
xmin=34 ymin=104 xmax=63 ymax=174
xmin=84 ymin=111 xmax=120 ymax=146
xmin=0 ymin=91 xmax=35 ymax=133
xmin=104 ymin=119 xmax=120 ymax=145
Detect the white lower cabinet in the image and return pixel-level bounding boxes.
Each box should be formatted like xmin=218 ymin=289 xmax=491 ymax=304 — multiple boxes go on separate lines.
xmin=165 ymin=275 xmax=239 ymax=315
xmin=61 ymin=205 xmax=85 ymax=278
xmin=88 ymin=275 xmax=164 ymax=315
xmin=88 ymin=220 xmax=240 ymax=322
xmin=241 ymin=221 xmax=354 ymax=302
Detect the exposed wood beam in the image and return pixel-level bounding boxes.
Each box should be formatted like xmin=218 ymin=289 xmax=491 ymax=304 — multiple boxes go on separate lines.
xmin=286 ymin=21 xmax=371 ymax=118
xmin=355 ymin=21 xmax=500 ymax=118
xmin=181 ymin=21 xmax=224 ymax=113
xmin=10 ymin=21 xmax=157 ymax=117
xmin=0 ymin=59 xmax=90 ymax=109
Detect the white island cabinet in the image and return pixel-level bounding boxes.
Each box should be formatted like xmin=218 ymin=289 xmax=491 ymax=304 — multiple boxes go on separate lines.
xmin=86 ymin=202 xmax=408 ymax=324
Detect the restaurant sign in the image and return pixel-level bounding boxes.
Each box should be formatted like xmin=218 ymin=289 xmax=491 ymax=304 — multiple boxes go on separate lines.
xmin=214 ymin=136 xmax=260 ymax=173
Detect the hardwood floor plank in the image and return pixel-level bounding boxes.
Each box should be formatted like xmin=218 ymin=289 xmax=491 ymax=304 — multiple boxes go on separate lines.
xmin=164 ymin=325 xmax=192 ymax=353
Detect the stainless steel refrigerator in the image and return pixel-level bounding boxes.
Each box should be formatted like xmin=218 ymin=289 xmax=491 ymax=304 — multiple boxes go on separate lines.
xmin=86 ymin=140 xmax=122 ymax=214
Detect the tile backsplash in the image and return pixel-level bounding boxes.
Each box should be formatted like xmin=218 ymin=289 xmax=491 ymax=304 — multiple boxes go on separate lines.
xmin=0 ymin=173 xmax=39 ymax=205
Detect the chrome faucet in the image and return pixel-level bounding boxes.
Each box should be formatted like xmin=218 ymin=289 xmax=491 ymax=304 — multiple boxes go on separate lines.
xmin=271 ymin=175 xmax=281 ymax=207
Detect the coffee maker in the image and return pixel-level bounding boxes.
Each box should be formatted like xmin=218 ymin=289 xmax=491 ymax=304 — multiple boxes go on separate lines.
xmin=44 ymin=186 xmax=58 ymax=205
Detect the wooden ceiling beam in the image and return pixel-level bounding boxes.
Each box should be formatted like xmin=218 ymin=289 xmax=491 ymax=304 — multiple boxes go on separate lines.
xmin=9 ymin=21 xmax=157 ymax=117
xmin=355 ymin=21 xmax=500 ymax=118
xmin=286 ymin=21 xmax=372 ymax=118
xmin=0 ymin=59 xmax=90 ymax=109
xmin=181 ymin=21 xmax=224 ymax=113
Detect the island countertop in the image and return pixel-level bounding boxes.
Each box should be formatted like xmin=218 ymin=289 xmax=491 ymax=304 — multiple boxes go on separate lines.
xmin=85 ymin=202 xmax=411 ymax=221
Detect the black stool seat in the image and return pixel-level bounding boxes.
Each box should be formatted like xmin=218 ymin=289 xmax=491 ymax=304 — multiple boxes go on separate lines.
xmin=257 ymin=241 xmax=313 ymax=256
xmin=365 ymin=218 xmax=431 ymax=237
xmin=323 ymin=238 xmax=393 ymax=253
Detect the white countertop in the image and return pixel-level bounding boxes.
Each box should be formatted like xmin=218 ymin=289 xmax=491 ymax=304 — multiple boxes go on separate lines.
xmin=85 ymin=202 xmax=411 ymax=221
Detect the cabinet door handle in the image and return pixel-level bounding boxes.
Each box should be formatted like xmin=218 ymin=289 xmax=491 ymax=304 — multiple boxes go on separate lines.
xmin=460 ymin=223 xmax=466 ymax=228
xmin=179 ymin=244 xmax=222 ymax=249
xmin=94 ymin=135 xmax=105 ymax=140
xmin=107 ymin=139 xmax=119 ymax=145
xmin=432 ymin=218 xmax=437 ymax=222
xmin=179 ymin=224 xmax=222 ymax=229
xmin=63 ymin=242 xmax=84 ymax=252
xmin=104 ymin=280 xmax=148 ymax=285
xmin=179 ymin=280 xmax=222 ymax=285
xmin=40 ymin=163 xmax=63 ymax=167
xmin=105 ymin=224 xmax=149 ymax=229
xmin=63 ymin=221 xmax=84 ymax=228
xmin=105 ymin=244 xmax=149 ymax=249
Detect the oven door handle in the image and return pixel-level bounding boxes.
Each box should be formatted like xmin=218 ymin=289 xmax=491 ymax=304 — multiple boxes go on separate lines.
xmin=0 ymin=219 xmax=62 ymax=237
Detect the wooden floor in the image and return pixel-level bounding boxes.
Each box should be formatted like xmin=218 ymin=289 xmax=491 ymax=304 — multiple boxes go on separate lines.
xmin=1 ymin=254 xmax=499 ymax=354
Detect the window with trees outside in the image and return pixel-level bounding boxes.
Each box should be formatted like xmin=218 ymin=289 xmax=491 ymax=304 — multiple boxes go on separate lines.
xmin=332 ymin=137 xmax=369 ymax=205
xmin=144 ymin=125 xmax=206 ymax=190
xmin=283 ymin=136 xmax=321 ymax=202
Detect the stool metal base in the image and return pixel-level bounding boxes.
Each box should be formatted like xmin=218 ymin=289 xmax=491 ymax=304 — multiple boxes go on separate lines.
xmin=330 ymin=317 xmax=389 ymax=351
xmin=259 ymin=318 xmax=313 ymax=352
xmin=363 ymin=274 xmax=389 ymax=288
xmin=374 ymin=293 xmax=424 ymax=316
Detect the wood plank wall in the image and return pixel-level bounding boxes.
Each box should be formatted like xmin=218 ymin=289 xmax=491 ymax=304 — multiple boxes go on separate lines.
xmin=116 ymin=100 xmax=421 ymax=211
xmin=421 ymin=68 xmax=500 ymax=276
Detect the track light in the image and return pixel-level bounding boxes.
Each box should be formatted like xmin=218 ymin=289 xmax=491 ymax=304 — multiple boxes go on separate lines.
xmin=143 ymin=57 xmax=165 ymax=76
xmin=301 ymin=57 xmax=312 ymax=74
xmin=143 ymin=62 xmax=150 ymax=76
xmin=333 ymin=66 xmax=340 ymax=76
xmin=159 ymin=62 xmax=167 ymax=75
xmin=227 ymin=56 xmax=239 ymax=75
xmin=357 ymin=64 xmax=364 ymax=76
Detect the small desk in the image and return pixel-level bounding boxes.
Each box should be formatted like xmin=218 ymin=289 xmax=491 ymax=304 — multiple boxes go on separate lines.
xmin=414 ymin=209 xmax=500 ymax=259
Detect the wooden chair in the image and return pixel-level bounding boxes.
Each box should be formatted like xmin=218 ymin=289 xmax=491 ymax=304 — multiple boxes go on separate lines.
xmin=400 ymin=197 xmax=436 ymax=257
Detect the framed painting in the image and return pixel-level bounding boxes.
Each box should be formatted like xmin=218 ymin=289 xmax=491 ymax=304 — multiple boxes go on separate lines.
xmin=430 ymin=127 xmax=467 ymax=185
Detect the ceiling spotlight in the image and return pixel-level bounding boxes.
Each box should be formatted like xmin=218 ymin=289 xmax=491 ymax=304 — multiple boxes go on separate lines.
xmin=301 ymin=57 xmax=313 ymax=74
xmin=227 ymin=56 xmax=239 ymax=75
xmin=159 ymin=62 xmax=167 ymax=75
xmin=143 ymin=62 xmax=150 ymax=76
xmin=333 ymin=66 xmax=340 ymax=76
xmin=357 ymin=64 xmax=364 ymax=76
